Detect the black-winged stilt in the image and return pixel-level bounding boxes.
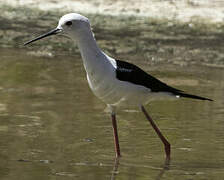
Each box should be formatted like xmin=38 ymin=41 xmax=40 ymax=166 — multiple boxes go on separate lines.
xmin=24 ymin=13 xmax=212 ymax=161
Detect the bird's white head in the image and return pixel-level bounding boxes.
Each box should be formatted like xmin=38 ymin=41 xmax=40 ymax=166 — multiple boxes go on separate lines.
xmin=24 ymin=13 xmax=91 ymax=45
xmin=58 ymin=13 xmax=91 ymax=37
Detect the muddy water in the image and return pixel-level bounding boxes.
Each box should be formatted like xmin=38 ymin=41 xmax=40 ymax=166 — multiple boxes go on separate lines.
xmin=0 ymin=48 xmax=223 ymax=180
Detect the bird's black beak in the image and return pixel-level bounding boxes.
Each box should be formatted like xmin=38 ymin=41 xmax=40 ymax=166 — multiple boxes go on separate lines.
xmin=24 ymin=28 xmax=62 ymax=45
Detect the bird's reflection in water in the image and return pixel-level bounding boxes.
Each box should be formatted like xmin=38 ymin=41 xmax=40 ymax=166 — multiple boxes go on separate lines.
xmin=155 ymin=159 xmax=170 ymax=180
xmin=110 ymin=158 xmax=170 ymax=180
xmin=110 ymin=158 xmax=120 ymax=180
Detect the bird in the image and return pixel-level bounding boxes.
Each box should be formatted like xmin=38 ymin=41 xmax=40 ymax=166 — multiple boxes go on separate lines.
xmin=24 ymin=13 xmax=212 ymax=161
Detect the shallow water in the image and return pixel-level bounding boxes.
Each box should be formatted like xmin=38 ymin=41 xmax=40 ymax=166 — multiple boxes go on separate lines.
xmin=0 ymin=48 xmax=223 ymax=180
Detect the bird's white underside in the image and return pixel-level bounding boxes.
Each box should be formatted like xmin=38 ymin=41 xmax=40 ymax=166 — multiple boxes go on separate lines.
xmin=86 ymin=55 xmax=178 ymax=109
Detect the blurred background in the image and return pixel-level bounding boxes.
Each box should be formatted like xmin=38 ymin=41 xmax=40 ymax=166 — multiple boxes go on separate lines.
xmin=0 ymin=1 xmax=224 ymax=180
xmin=1 ymin=0 xmax=224 ymax=66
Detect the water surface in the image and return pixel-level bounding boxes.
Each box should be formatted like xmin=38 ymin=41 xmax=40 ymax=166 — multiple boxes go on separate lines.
xmin=0 ymin=48 xmax=223 ymax=180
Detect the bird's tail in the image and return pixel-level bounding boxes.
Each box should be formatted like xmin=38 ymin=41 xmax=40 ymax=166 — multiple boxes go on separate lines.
xmin=177 ymin=92 xmax=213 ymax=101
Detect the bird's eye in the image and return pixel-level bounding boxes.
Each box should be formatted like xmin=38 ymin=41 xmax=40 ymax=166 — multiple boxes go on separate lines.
xmin=65 ymin=21 xmax=72 ymax=26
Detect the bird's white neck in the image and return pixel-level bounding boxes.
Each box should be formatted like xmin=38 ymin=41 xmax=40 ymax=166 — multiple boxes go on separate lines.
xmin=74 ymin=28 xmax=106 ymax=73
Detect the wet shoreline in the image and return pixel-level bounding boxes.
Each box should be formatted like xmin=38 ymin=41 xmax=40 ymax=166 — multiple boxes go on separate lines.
xmin=0 ymin=3 xmax=224 ymax=67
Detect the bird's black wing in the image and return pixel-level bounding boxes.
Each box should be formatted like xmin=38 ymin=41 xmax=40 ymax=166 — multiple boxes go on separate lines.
xmin=115 ymin=60 xmax=212 ymax=101
xmin=115 ymin=60 xmax=182 ymax=93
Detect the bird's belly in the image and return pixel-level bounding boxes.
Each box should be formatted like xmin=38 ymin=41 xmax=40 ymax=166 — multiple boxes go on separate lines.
xmin=87 ymin=73 xmax=153 ymax=107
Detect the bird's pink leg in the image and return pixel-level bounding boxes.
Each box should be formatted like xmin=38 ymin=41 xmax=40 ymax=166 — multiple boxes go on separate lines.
xmin=141 ymin=105 xmax=171 ymax=161
xmin=111 ymin=112 xmax=121 ymax=158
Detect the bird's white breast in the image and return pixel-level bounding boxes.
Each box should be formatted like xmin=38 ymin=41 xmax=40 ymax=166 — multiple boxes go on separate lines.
xmin=86 ymin=56 xmax=154 ymax=108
